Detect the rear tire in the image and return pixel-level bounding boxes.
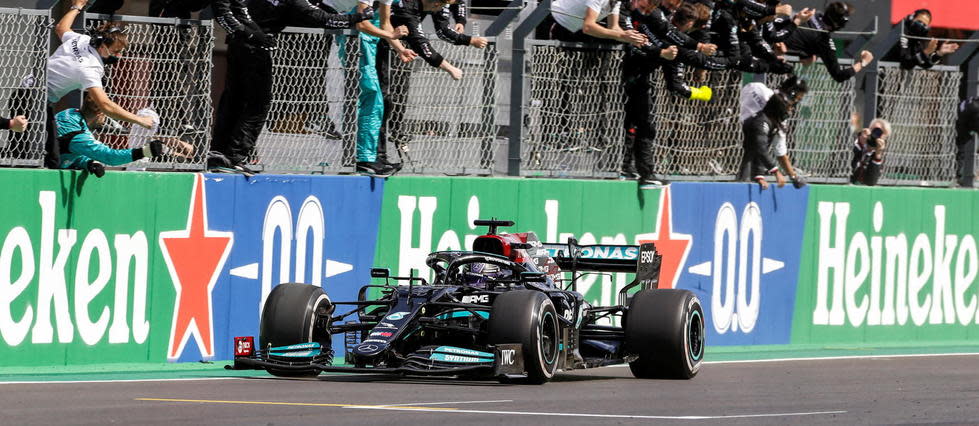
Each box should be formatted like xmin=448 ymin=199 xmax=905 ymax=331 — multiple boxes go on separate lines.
xmin=260 ymin=283 xmax=333 ymax=378
xmin=488 ymin=290 xmax=560 ymax=384
xmin=625 ymin=289 xmax=704 ymax=379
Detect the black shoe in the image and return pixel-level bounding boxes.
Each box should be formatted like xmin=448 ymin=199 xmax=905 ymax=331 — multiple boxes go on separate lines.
xmin=233 ymin=163 xmax=258 ymax=176
xmin=378 ymin=158 xmax=404 ymax=174
xmin=306 ymin=121 xmax=342 ymax=139
xmin=619 ymin=166 xmax=640 ymax=180
xmin=86 ymin=160 xmax=106 ymax=178
xmin=206 ymin=151 xmax=234 ymax=170
xmin=356 ymin=161 xmax=395 ymax=178
xmin=639 ymin=176 xmax=669 ymax=189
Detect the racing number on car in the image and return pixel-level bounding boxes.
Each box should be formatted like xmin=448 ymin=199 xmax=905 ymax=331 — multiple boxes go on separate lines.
xmin=711 ymin=202 xmax=762 ymax=334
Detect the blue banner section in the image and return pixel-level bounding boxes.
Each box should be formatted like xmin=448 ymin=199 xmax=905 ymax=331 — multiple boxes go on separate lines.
xmin=670 ymin=183 xmax=808 ymax=346
xmin=173 ymin=174 xmax=384 ymax=361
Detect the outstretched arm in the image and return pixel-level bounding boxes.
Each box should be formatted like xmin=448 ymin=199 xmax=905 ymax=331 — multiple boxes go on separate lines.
xmin=287 ymin=0 xmax=371 ymax=29
xmin=86 ymin=87 xmax=154 ymax=129
xmin=56 ymin=0 xmax=87 ymax=40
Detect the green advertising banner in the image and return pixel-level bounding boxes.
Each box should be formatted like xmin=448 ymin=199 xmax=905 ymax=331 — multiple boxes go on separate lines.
xmin=794 ymin=185 xmax=979 ymax=346
xmin=0 ymin=169 xmax=193 ymax=366
xmin=373 ymin=176 xmax=666 ymax=307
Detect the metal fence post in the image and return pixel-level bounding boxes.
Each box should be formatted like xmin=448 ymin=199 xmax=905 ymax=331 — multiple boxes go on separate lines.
xmin=484 ymin=0 xmax=523 ymax=37
xmin=507 ymin=0 xmax=550 ymax=176
xmin=861 ymin=24 xmax=902 ymax=127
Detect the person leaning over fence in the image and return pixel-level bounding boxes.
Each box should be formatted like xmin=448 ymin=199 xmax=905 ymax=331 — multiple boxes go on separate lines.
xmin=209 ymin=0 xmax=372 ymax=173
xmin=42 ymin=0 xmax=155 ymax=169
xmin=548 ymin=0 xmax=646 ymax=44
xmin=731 ymin=0 xmax=798 ymax=75
xmin=631 ymin=0 xmax=735 ymax=88
xmin=883 ymin=9 xmax=959 ymax=71
xmin=660 ymin=1 xmax=718 ymax=101
xmin=55 ymin=92 xmax=169 ymax=178
xmin=955 ymin=97 xmax=979 ymax=188
xmin=391 ymin=0 xmax=488 ymax=80
xmin=737 ymin=75 xmax=808 ymax=189
xmin=849 ymin=118 xmax=892 ymax=186
xmin=315 ymin=0 xmax=411 ymax=177
xmin=784 ymin=2 xmax=872 ymax=83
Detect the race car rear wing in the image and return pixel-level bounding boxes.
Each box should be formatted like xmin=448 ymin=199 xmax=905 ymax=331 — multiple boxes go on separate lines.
xmin=541 ymin=238 xmax=663 ymax=306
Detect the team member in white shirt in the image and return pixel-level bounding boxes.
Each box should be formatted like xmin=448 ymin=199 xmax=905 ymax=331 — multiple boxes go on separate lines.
xmin=549 ymin=0 xmax=645 ymax=44
xmin=43 ymin=0 xmax=154 ymax=168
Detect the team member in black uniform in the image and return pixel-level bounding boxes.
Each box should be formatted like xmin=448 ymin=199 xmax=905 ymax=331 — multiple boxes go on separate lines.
xmin=956 ymin=97 xmax=979 ymax=187
xmin=661 ymin=1 xmax=715 ymax=100
xmin=731 ymin=0 xmax=797 ymax=74
xmin=737 ymin=76 xmax=807 ymax=189
xmin=632 ymin=0 xmax=732 ymax=76
xmin=619 ymin=0 xmax=677 ymax=185
xmin=210 ymin=0 xmax=371 ymax=171
xmin=784 ymin=1 xmax=872 ymax=83
xmin=392 ymin=0 xmax=486 ymax=78
xmin=883 ymin=9 xmax=959 ymax=70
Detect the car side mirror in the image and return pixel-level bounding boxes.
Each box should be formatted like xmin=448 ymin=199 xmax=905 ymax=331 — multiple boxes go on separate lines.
xmin=370 ymin=268 xmax=389 ymax=278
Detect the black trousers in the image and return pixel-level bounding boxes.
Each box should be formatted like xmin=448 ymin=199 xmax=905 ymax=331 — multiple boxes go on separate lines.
xmin=212 ymin=40 xmax=273 ymax=165
xmin=956 ymin=132 xmax=976 ymax=187
xmin=622 ymin=51 xmax=659 ymax=179
xmin=736 ymin=136 xmax=772 ymax=181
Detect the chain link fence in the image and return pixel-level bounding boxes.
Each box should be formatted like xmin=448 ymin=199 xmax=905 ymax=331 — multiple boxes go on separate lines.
xmin=876 ymin=61 xmax=962 ymax=186
xmin=385 ymin=37 xmax=501 ymax=175
xmin=521 ymin=40 xmax=625 ymax=178
xmin=252 ymin=28 xmax=359 ymax=174
xmin=85 ymin=13 xmax=213 ymax=170
xmin=652 ymin=69 xmax=742 ymax=179
xmin=767 ymin=58 xmax=857 ymax=183
xmin=0 ymin=9 xmax=974 ymax=186
xmin=0 ymin=8 xmax=49 ymax=167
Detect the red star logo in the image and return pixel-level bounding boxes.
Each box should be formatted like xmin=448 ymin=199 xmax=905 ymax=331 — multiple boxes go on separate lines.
xmin=159 ymin=175 xmax=233 ymax=360
xmin=637 ymin=187 xmax=691 ymax=289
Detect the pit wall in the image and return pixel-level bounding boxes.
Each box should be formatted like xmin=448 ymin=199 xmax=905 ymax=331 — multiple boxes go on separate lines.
xmin=1 ymin=170 xmax=977 ymax=367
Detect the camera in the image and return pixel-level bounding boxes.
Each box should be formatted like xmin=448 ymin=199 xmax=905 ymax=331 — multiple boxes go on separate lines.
xmin=866 ymin=127 xmax=884 ymax=148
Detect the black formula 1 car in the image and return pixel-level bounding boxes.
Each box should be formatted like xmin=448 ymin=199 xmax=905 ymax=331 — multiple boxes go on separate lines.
xmin=230 ymin=220 xmax=704 ymax=383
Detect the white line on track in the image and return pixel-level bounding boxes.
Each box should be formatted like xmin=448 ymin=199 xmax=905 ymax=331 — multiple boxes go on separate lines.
xmin=135 ymin=397 xmax=846 ymax=421
xmin=350 ymin=405 xmax=847 ymax=420
xmin=378 ymin=400 xmax=512 ymax=407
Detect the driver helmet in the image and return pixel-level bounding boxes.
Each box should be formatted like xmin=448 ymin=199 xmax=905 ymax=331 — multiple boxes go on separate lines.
xmin=463 ymin=262 xmax=506 ymax=288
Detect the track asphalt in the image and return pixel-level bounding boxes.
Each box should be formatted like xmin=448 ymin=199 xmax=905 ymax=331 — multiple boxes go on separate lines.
xmin=4 ymin=352 xmax=979 ymax=425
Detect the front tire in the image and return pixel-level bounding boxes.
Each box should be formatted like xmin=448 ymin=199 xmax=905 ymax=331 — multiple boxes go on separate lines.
xmin=260 ymin=283 xmax=333 ymax=378
xmin=488 ymin=290 xmax=560 ymax=384
xmin=625 ymin=289 xmax=704 ymax=379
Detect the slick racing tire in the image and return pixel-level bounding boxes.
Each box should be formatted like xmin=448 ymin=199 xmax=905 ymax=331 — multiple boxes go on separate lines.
xmin=625 ymin=289 xmax=704 ymax=379
xmin=488 ymin=290 xmax=560 ymax=384
xmin=260 ymin=283 xmax=333 ymax=378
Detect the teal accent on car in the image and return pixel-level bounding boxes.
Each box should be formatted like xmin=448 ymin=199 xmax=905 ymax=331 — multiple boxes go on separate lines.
xmin=430 ymin=353 xmax=495 ymax=363
xmin=269 ymin=350 xmax=320 ymax=358
xmin=269 ymin=342 xmax=321 ymax=352
xmin=434 ymin=346 xmax=495 ymax=359
xmin=435 ymin=310 xmax=490 ymax=320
